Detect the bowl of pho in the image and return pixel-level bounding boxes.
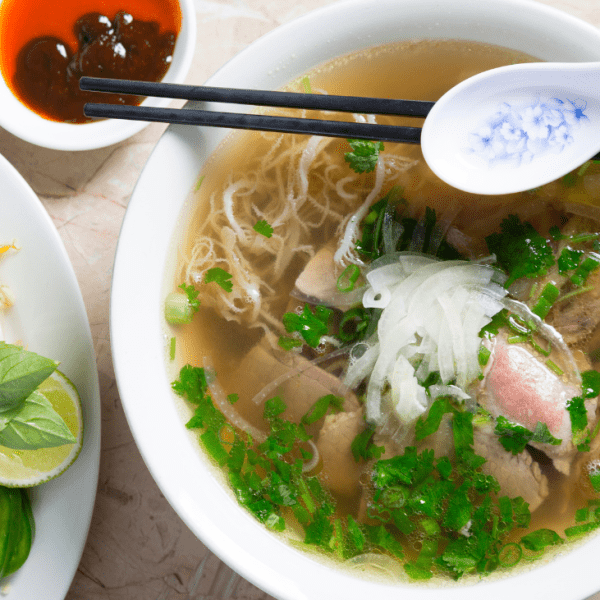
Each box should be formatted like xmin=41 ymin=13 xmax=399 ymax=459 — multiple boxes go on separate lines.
xmin=111 ymin=0 xmax=600 ymax=598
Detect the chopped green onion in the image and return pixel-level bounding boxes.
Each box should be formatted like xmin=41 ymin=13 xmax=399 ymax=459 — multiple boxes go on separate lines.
xmin=301 ymin=76 xmax=312 ymax=94
xmin=336 ymin=264 xmax=361 ymax=292
xmin=498 ymin=543 xmax=522 ymax=567
xmin=478 ymin=345 xmax=491 ymax=366
xmin=564 ymin=521 xmax=600 ymax=537
xmin=571 ymin=254 xmax=600 ymax=287
xmin=169 ymin=337 xmax=176 ymax=360
xmin=532 ymin=282 xmax=560 ymax=319
xmin=200 ymin=429 xmax=229 ymax=466
xmin=194 ymin=175 xmax=205 ymax=191
xmin=578 ymin=162 xmax=592 ymax=177
xmin=165 ymin=292 xmax=196 ymax=324
xmin=545 ymin=360 xmax=563 ymax=376
xmin=338 ymin=307 xmax=370 ymax=342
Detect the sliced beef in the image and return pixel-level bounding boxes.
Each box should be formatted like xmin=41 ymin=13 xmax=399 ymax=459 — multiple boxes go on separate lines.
xmin=547 ymin=268 xmax=600 ymax=346
xmin=293 ymin=245 xmax=362 ymax=309
xmin=419 ymin=415 xmax=549 ymax=511
xmin=316 ymin=408 xmax=366 ymax=497
xmin=227 ymin=341 xmax=359 ymax=426
xmin=474 ymin=424 xmax=549 ymax=511
xmin=480 ymin=333 xmax=596 ymax=475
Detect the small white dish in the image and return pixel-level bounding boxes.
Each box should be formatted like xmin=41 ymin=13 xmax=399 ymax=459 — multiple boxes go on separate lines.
xmin=111 ymin=1 xmax=600 ymax=599
xmin=0 ymin=0 xmax=196 ymax=151
xmin=0 ymin=152 xmax=101 ymax=599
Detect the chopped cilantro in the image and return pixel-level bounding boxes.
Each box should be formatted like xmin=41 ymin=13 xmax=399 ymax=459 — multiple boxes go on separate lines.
xmin=582 ymin=369 xmax=600 ymax=399
xmin=344 ymin=139 xmax=384 ymax=173
xmin=485 ymin=215 xmax=555 ymax=287
xmin=549 ymin=225 xmax=566 ymax=241
xmin=350 ymin=423 xmax=385 ymax=462
xmin=589 ymin=471 xmax=600 ymax=493
xmin=301 ymin=394 xmax=343 ymax=425
xmin=277 ymin=336 xmax=303 ymax=351
xmin=567 ymin=396 xmax=588 ymax=434
xmin=204 ymin=267 xmax=233 ymax=292
xmin=228 ymin=393 xmax=239 ymax=405
xmin=282 ymin=304 xmax=332 ymax=348
xmin=253 ymin=219 xmax=274 ymax=238
xmin=263 ymin=396 xmax=287 ymax=421
xmin=558 ymin=247 xmax=583 ymax=274
xmin=494 ymin=416 xmax=561 ymax=454
xmin=172 ymin=365 xmax=208 ymax=403
xmin=415 ymin=397 xmax=453 ymax=441
xmin=171 ymin=359 xmax=595 ymax=582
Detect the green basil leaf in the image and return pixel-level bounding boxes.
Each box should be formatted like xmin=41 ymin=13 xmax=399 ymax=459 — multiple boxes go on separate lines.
xmin=0 ymin=343 xmax=59 ymax=411
xmin=0 ymin=391 xmax=75 ymax=449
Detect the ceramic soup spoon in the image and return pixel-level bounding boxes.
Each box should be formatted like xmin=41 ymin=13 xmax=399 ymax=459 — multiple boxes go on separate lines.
xmin=421 ymin=62 xmax=600 ymax=195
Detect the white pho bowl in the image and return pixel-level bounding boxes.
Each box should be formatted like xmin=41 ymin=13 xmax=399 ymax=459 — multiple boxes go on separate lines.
xmin=0 ymin=0 xmax=196 ymax=151
xmin=111 ymin=1 xmax=600 ymax=599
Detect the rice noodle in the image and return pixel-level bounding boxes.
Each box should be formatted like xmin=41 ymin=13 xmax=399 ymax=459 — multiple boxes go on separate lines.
xmin=334 ymin=156 xmax=386 ymax=266
xmin=203 ymin=357 xmax=266 ymax=442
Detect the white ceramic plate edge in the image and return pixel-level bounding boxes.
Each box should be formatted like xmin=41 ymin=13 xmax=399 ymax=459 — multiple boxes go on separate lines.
xmin=0 ymin=153 xmax=101 ymax=599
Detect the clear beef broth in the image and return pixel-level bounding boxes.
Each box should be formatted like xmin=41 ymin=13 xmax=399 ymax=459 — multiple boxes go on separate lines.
xmin=171 ymin=39 xmax=600 ymax=580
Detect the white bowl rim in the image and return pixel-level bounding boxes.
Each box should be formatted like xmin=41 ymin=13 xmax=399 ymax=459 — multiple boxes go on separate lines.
xmin=111 ymin=1 xmax=600 ymax=599
xmin=0 ymin=0 xmax=196 ymax=151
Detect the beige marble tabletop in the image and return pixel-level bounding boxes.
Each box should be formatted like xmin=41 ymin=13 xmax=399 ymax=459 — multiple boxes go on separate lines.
xmin=1 ymin=0 xmax=600 ymax=599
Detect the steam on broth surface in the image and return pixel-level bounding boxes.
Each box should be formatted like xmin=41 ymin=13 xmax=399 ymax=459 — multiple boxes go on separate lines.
xmin=166 ymin=40 xmax=600 ymax=582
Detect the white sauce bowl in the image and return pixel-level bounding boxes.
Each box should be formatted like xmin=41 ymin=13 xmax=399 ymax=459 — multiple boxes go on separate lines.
xmin=0 ymin=0 xmax=196 ymax=151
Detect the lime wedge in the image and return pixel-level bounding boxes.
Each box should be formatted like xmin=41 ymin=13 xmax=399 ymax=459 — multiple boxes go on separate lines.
xmin=0 ymin=370 xmax=83 ymax=487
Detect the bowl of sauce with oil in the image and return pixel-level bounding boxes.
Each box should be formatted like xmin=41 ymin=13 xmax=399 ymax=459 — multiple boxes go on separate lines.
xmin=0 ymin=0 xmax=196 ymax=149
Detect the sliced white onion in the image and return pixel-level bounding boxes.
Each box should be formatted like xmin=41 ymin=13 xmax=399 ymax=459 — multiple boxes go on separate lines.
xmin=345 ymin=553 xmax=404 ymax=578
xmin=250 ymin=346 xmax=352 ymax=406
xmin=301 ymin=440 xmax=320 ymax=473
xmin=346 ymin=259 xmax=509 ymax=427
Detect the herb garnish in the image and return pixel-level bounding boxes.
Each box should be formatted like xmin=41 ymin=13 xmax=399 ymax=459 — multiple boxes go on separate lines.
xmin=254 ymin=220 xmax=274 ymax=238
xmin=281 ymin=305 xmax=333 ymax=348
xmin=173 ymin=365 xmax=593 ymax=581
xmin=344 ymin=139 xmax=384 ymax=173
xmin=485 ymin=215 xmax=555 ymax=288
xmin=566 ymin=369 xmax=600 ymax=451
xmin=0 ymin=342 xmax=75 ymax=450
xmin=204 ymin=267 xmax=234 ymax=292
xmin=493 ymin=417 xmax=561 ymax=455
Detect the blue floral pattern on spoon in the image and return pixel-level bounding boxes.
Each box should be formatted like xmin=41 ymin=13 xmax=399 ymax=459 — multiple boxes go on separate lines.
xmin=467 ymin=97 xmax=589 ymax=166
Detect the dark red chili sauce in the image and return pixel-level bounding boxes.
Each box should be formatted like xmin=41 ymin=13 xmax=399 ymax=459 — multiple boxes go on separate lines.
xmin=0 ymin=0 xmax=181 ymax=123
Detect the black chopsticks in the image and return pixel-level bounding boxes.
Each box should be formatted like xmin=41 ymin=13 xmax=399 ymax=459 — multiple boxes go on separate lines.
xmin=80 ymin=76 xmax=434 ymax=117
xmin=80 ymin=76 xmax=432 ymax=143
